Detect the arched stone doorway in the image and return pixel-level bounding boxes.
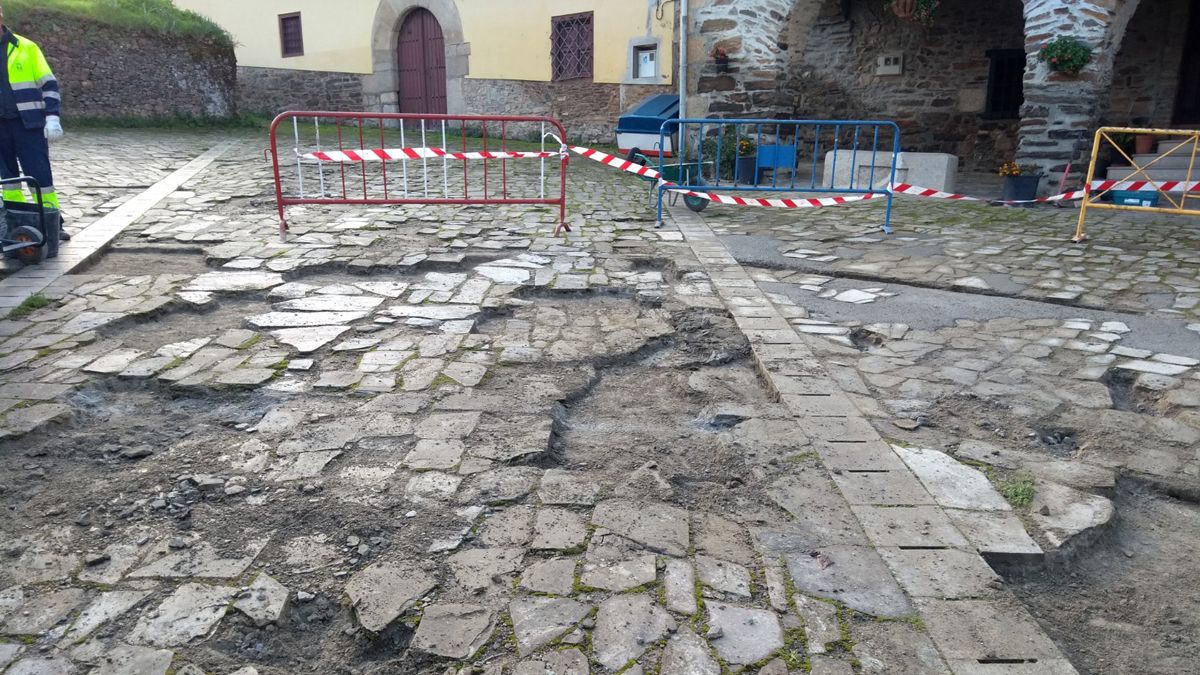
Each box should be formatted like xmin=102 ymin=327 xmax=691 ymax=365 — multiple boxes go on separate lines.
xmin=365 ymin=0 xmax=468 ymax=114
xmin=397 ymin=8 xmax=447 ymax=114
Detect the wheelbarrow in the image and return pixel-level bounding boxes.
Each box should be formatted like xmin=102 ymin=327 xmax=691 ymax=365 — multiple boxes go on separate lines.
xmin=0 ymin=176 xmax=53 ymax=265
xmin=624 ymin=148 xmax=712 ymax=214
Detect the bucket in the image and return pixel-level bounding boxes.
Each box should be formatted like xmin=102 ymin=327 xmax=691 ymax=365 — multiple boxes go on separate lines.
xmin=4 ymin=200 xmax=59 ymax=258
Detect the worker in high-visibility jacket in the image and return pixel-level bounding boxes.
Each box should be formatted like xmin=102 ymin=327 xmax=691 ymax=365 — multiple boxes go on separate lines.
xmin=0 ymin=4 xmax=66 ymax=239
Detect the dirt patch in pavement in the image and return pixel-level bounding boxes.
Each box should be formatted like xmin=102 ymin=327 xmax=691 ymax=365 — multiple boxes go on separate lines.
xmin=1007 ymin=481 xmax=1200 ymax=675
xmin=84 ymin=247 xmax=211 ymax=277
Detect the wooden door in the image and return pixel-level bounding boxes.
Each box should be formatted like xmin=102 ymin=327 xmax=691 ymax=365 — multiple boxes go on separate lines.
xmin=1174 ymin=0 xmax=1200 ymax=124
xmin=397 ymin=8 xmax=447 ymax=115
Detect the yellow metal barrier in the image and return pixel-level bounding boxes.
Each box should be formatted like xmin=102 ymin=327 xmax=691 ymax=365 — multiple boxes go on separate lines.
xmin=1074 ymin=127 xmax=1200 ymax=242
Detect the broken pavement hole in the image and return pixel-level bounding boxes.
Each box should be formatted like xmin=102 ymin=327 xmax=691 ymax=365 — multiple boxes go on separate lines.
xmin=849 ymin=327 xmax=886 ymax=352
xmin=697 ymin=413 xmax=748 ymax=432
xmin=1035 ymin=427 xmax=1078 ymax=456
xmin=83 ymin=247 xmax=211 ymax=276
xmin=1100 ymin=367 xmax=1155 ymax=413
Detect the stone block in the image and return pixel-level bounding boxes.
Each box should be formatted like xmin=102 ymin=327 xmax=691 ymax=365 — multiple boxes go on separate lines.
xmin=823 ymin=151 xmax=959 ymax=191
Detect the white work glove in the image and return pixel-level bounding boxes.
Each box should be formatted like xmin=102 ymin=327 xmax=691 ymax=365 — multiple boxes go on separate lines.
xmin=44 ymin=116 xmax=63 ymax=142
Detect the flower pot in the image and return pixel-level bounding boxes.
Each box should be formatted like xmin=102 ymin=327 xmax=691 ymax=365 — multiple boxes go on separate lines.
xmin=1001 ymin=175 xmax=1042 ymax=205
xmin=714 ymin=56 xmax=730 ymax=73
xmin=891 ymin=0 xmax=916 ymax=20
xmin=735 ymin=156 xmax=758 ymax=184
xmin=1135 ymin=134 xmax=1155 ymax=155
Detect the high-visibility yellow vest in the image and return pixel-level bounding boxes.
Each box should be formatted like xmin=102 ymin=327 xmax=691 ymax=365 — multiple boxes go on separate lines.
xmin=5 ymin=31 xmax=59 ymax=129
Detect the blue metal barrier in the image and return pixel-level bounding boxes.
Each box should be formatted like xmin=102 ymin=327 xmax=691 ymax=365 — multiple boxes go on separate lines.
xmin=657 ymin=118 xmax=901 ymax=233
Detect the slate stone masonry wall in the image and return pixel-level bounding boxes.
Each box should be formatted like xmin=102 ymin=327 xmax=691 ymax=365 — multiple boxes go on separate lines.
xmin=788 ymin=0 xmax=1027 ymax=171
xmin=1104 ymin=0 xmax=1190 ymax=128
xmin=18 ymin=11 xmax=236 ymax=119
xmin=462 ymin=79 xmax=675 ymax=144
xmin=237 ymin=67 xmax=366 ymax=117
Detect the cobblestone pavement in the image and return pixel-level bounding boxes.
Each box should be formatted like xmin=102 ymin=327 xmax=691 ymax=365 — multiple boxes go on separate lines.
xmin=708 ymin=196 xmax=1200 ymax=320
xmin=0 ymin=130 xmax=1196 ymax=674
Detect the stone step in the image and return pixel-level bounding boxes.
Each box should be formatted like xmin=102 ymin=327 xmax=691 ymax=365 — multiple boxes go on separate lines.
xmin=1158 ymin=137 xmax=1198 ymax=154
xmin=1105 ymin=166 xmax=1198 ymax=182
xmin=1129 ymin=153 xmax=1195 ymax=169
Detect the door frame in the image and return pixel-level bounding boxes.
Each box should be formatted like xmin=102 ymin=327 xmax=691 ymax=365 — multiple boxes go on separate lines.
xmin=367 ymin=0 xmax=468 ymax=115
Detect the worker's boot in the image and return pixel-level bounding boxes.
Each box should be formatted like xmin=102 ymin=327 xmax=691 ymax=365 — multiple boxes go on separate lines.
xmin=58 ymin=214 xmax=69 ymax=241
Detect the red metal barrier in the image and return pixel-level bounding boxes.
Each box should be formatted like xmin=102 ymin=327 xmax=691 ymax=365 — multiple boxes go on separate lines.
xmin=268 ymin=111 xmax=571 ymax=239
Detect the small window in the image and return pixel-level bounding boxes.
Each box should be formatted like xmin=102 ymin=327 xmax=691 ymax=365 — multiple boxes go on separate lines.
xmin=634 ymin=45 xmax=658 ymax=79
xmin=279 ymin=13 xmax=304 ymax=58
xmin=551 ymin=12 xmax=594 ymax=82
xmin=984 ymin=49 xmax=1025 ymax=119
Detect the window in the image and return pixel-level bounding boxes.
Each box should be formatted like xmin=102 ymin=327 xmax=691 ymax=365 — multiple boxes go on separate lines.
xmin=634 ymin=45 xmax=657 ymax=79
xmin=984 ymin=49 xmax=1025 ymax=118
xmin=279 ymin=13 xmax=304 ymax=58
xmin=551 ymin=12 xmax=594 ymax=81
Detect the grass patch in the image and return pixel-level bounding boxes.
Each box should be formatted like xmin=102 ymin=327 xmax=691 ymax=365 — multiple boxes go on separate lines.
xmin=73 ymin=113 xmax=273 ymax=131
xmin=8 ymin=293 xmax=49 ymax=319
xmin=996 ymin=471 xmax=1036 ymax=509
xmin=6 ymin=0 xmax=232 ymax=47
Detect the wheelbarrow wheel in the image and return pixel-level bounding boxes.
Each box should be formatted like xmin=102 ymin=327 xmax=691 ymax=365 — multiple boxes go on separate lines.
xmin=684 ymin=178 xmax=709 ymax=213
xmin=10 ymin=225 xmax=45 ymax=265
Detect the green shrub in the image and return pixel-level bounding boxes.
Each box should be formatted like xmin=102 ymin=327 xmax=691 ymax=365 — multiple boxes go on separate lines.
xmin=5 ymin=0 xmax=232 ymax=48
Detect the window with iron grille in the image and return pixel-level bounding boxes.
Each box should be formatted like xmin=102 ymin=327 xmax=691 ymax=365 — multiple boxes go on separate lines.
xmin=551 ymin=12 xmax=594 ymax=82
xmin=279 ymin=13 xmax=304 ymax=58
xmin=984 ymin=49 xmax=1025 ymax=119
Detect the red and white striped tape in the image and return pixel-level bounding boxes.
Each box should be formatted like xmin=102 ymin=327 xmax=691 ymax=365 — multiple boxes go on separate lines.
xmin=571 ymin=146 xmax=883 ymax=208
xmin=891 ymin=180 xmax=1200 ymax=204
xmin=303 ymin=147 xmax=565 ymax=162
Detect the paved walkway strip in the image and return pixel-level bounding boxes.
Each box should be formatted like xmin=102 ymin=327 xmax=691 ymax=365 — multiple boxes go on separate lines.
xmin=669 ymin=204 xmax=1079 ymax=674
xmin=0 ymin=141 xmax=234 ymax=313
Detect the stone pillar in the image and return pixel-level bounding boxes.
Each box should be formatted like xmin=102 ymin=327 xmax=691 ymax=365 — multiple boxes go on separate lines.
xmin=688 ymin=0 xmax=822 ymax=118
xmin=1018 ymin=0 xmax=1141 ymax=183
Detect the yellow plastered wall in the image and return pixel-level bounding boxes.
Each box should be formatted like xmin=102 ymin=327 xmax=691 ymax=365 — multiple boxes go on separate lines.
xmin=175 ymin=0 xmax=674 ymax=83
xmin=460 ymin=0 xmax=674 ymax=84
xmin=176 ymin=0 xmax=378 ymax=73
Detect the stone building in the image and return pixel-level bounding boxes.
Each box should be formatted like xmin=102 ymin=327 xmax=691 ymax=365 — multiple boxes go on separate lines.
xmin=178 ymin=0 xmax=1197 ymax=180
xmin=689 ymin=0 xmax=1200 ymax=176
xmin=175 ymin=0 xmax=677 ymax=143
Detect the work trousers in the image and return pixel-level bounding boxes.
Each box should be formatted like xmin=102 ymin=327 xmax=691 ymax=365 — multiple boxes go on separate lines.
xmin=0 ymin=116 xmax=58 ymax=209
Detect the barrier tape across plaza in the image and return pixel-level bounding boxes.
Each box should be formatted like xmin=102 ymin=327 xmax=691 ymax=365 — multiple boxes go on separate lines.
xmin=303 ymin=141 xmax=1200 ymax=208
xmin=569 ymin=145 xmax=884 ymax=208
xmin=302 ymin=147 xmax=564 ymax=162
xmin=892 ymin=180 xmax=1200 ymax=203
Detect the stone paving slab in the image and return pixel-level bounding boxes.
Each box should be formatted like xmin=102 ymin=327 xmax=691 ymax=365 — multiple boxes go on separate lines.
xmin=670 ymin=203 xmax=1077 ymax=674
xmin=0 ymin=141 xmax=233 ymax=312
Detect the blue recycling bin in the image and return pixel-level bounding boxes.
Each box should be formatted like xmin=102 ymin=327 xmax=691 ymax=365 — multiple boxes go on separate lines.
xmin=616 ymin=94 xmax=679 ymax=158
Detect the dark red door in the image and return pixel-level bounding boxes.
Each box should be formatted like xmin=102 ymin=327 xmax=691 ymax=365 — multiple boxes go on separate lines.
xmin=397 ymin=9 xmax=447 ymax=115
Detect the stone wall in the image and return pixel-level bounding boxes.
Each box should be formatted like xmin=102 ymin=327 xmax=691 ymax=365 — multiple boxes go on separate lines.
xmin=1104 ymin=0 xmax=1191 ymax=127
xmin=462 ymin=79 xmax=675 ymax=144
xmin=238 ymin=67 xmax=366 ymax=117
xmin=787 ymin=0 xmax=1026 ymax=170
xmin=16 ymin=11 xmax=235 ymax=119
xmin=688 ymin=0 xmax=819 ymax=118
xmin=1017 ymin=0 xmax=1142 ymax=180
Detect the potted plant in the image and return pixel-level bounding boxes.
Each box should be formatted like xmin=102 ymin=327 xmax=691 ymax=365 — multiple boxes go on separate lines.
xmin=1038 ymin=36 xmax=1093 ymax=76
xmin=885 ymin=0 xmax=940 ymax=24
xmin=1105 ymin=132 xmax=1136 ymax=166
xmin=702 ymin=126 xmax=759 ymax=184
xmin=998 ymin=162 xmax=1044 ymax=205
xmin=712 ymin=46 xmax=730 ymax=73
